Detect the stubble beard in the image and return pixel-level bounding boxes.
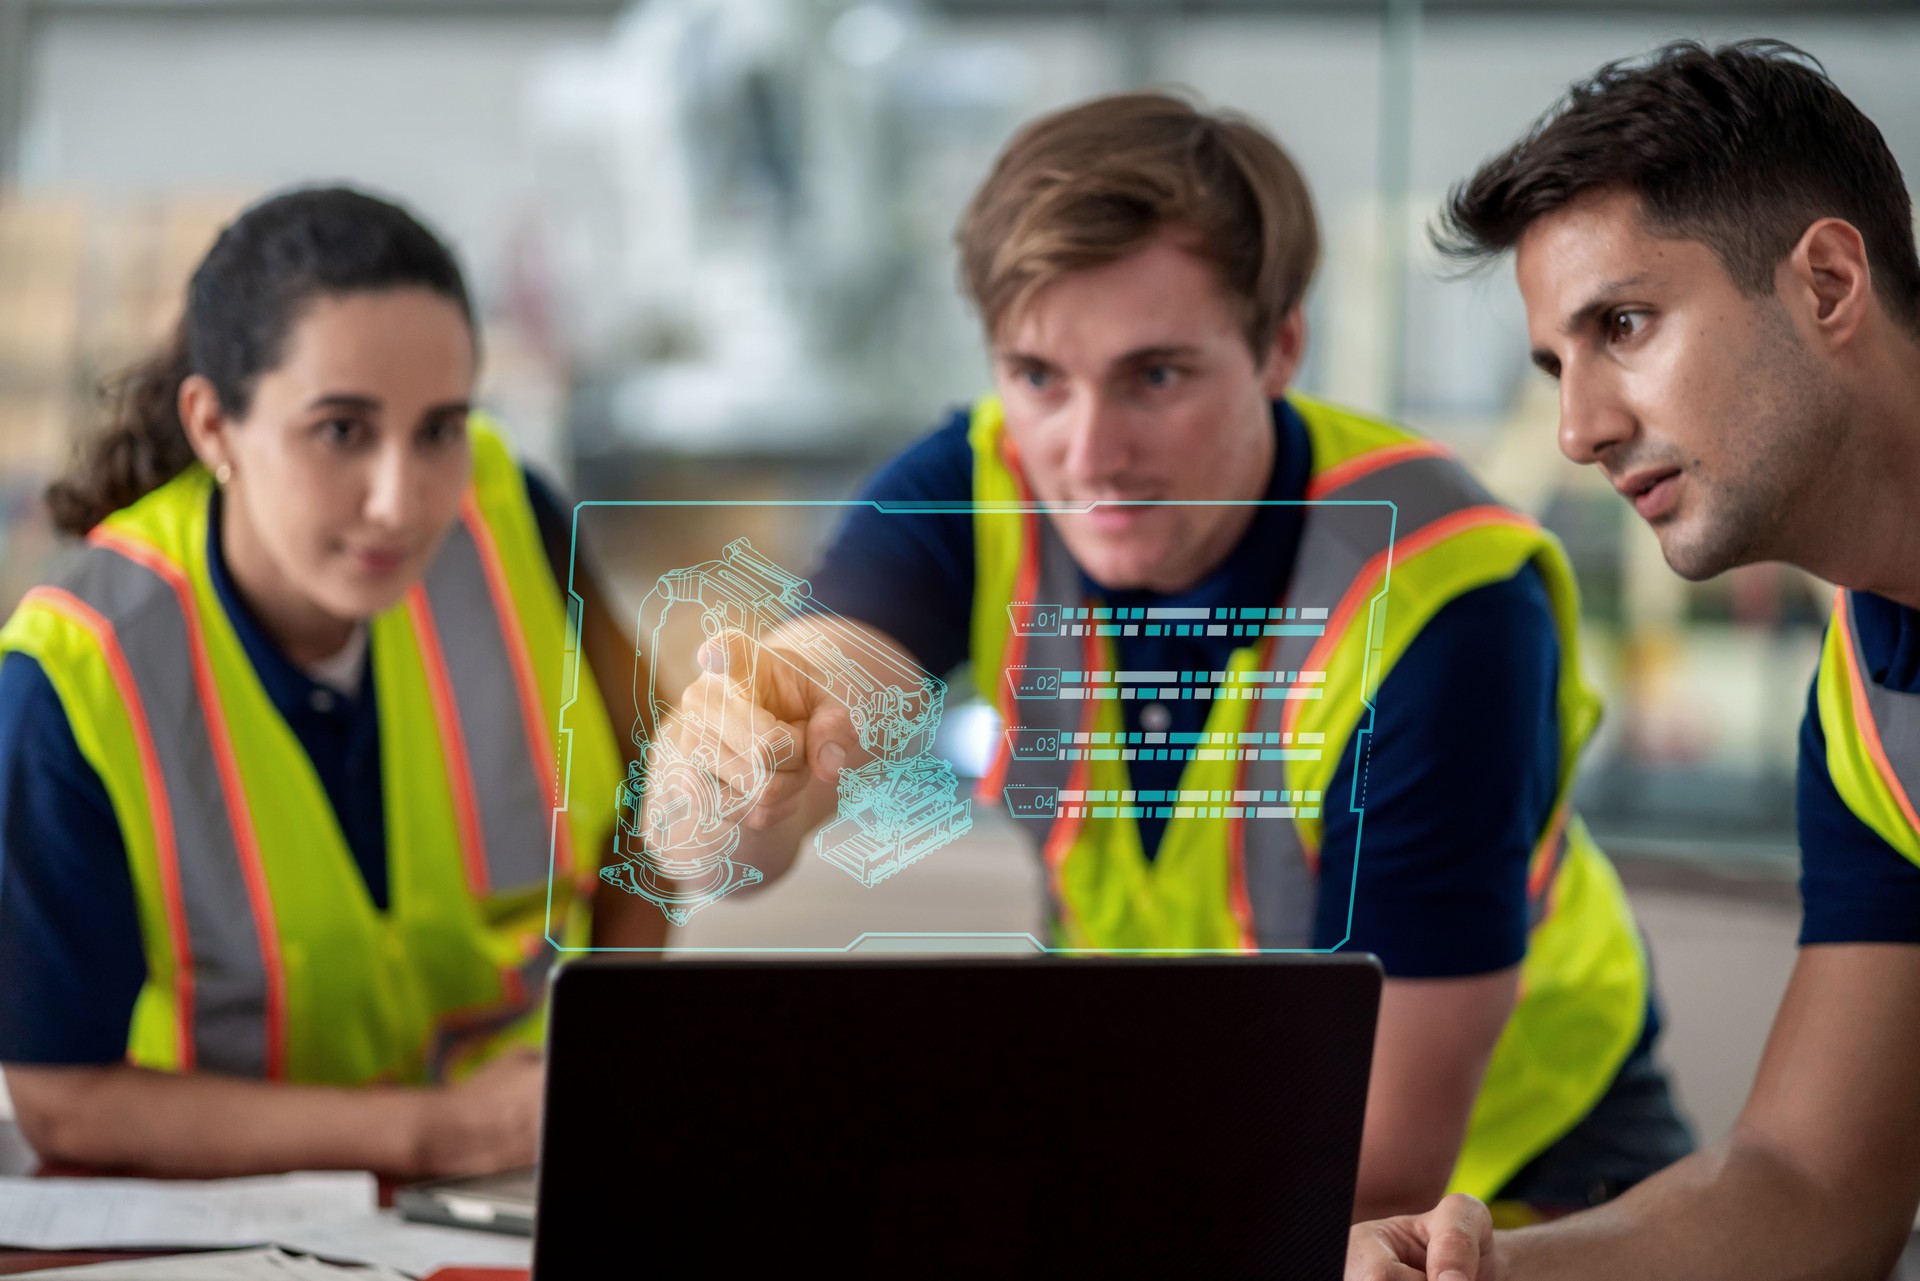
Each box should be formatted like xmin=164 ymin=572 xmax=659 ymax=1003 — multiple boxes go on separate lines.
xmin=1657 ymin=303 xmax=1846 ymax=581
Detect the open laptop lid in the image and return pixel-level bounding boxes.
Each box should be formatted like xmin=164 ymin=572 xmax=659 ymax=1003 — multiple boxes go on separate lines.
xmin=534 ymin=955 xmax=1380 ymax=1279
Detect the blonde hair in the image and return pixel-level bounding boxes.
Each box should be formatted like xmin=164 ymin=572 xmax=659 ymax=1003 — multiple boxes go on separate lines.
xmin=956 ymin=91 xmax=1320 ymax=356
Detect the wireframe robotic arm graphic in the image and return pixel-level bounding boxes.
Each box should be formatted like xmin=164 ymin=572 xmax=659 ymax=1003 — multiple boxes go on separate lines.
xmin=602 ymin=538 xmax=972 ymax=925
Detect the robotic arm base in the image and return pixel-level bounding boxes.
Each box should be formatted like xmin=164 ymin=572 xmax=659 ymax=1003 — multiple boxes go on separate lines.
xmin=600 ymin=857 xmax=765 ymax=928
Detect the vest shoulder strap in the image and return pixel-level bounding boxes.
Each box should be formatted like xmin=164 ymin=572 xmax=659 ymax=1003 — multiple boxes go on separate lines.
xmin=1817 ymin=588 xmax=1920 ymax=865
xmin=1280 ymin=397 xmax=1600 ymax=827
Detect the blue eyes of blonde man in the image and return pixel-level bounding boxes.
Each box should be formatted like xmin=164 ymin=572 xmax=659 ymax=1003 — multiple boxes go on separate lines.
xmin=1014 ymin=365 xmax=1181 ymax=392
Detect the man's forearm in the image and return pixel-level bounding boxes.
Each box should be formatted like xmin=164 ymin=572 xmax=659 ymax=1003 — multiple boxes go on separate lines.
xmin=591 ymin=875 xmax=672 ymax=948
xmin=1498 ymin=1132 xmax=1910 ymax=1281
xmin=1352 ymin=970 xmax=1518 ymax=1224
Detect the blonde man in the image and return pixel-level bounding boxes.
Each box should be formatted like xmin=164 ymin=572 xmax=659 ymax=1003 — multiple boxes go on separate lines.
xmin=686 ymin=93 xmax=1691 ymax=1218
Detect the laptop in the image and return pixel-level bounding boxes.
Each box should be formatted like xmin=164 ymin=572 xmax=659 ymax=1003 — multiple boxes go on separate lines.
xmin=531 ymin=955 xmax=1380 ymax=1278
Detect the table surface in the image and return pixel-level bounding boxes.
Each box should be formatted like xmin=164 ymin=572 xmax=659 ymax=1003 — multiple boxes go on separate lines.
xmin=4 ymin=1119 xmax=1920 ymax=1280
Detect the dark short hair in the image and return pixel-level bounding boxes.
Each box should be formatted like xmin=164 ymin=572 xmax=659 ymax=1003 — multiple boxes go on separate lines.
xmin=1435 ymin=39 xmax=1920 ymax=334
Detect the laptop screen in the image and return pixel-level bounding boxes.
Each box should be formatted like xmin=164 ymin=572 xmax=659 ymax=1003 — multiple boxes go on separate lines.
xmin=534 ymin=955 xmax=1379 ymax=1278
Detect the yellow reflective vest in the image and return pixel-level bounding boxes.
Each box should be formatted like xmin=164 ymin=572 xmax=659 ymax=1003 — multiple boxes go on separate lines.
xmin=969 ymin=391 xmax=1648 ymax=1201
xmin=1815 ymin=587 xmax=1920 ymax=868
xmin=0 ymin=421 xmax=622 ymax=1085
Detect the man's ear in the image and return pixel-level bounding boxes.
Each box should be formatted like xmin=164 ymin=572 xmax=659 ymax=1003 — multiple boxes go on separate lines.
xmin=1259 ymin=307 xmax=1307 ymax=398
xmin=1785 ymin=218 xmax=1873 ymax=351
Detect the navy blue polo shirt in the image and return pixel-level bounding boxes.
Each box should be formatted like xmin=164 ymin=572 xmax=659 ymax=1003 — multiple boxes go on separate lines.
xmin=1798 ymin=590 xmax=1920 ymax=943
xmin=809 ymin=401 xmax=1561 ymax=979
xmin=0 ymin=468 xmax=573 ymax=1065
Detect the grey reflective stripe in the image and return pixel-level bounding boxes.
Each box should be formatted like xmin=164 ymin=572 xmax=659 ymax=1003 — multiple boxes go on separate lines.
xmin=419 ymin=517 xmax=552 ymax=892
xmin=1242 ymin=458 xmax=1492 ymax=689
xmin=58 ymin=545 xmax=271 ymax=1077
xmin=998 ymin=516 xmax=1314 ymax=945
xmin=1263 ymin=452 xmax=1511 ymax=942
xmin=1295 ymin=450 xmax=1584 ymax=929
xmin=1328 ymin=451 xmax=1500 ymax=532
xmin=1846 ymin=592 xmax=1920 ymax=819
xmin=1239 ymin=657 xmax=1315 ymax=947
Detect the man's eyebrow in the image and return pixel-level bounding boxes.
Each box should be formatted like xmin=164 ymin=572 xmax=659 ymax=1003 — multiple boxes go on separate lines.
xmin=1561 ymin=274 xmax=1655 ymax=337
xmin=1112 ymin=344 xmax=1202 ymax=366
xmin=995 ymin=349 xmax=1056 ymax=368
xmin=994 ymin=343 xmax=1203 ymax=371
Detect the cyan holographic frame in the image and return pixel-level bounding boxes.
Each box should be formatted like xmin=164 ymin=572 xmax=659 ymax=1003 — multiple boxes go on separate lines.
xmin=545 ymin=498 xmax=1399 ymax=955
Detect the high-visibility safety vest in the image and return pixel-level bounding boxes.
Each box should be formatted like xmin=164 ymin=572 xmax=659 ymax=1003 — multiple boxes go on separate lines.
xmin=0 ymin=421 xmax=622 ymax=1086
xmin=970 ymin=392 xmax=1649 ymax=1200
xmin=1816 ymin=588 xmax=1920 ymax=869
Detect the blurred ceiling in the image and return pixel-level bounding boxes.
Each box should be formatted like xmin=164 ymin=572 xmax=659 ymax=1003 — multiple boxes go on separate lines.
xmin=4 ymin=0 xmax=1912 ymax=13
xmin=937 ymin=0 xmax=1917 ymax=12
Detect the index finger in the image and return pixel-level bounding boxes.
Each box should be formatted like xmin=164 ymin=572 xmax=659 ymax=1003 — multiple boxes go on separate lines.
xmin=697 ymin=629 xmax=756 ymax=698
xmin=699 ymin=628 xmax=821 ymax=726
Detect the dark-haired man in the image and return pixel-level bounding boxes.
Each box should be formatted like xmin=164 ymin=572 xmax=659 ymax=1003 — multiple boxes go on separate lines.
xmin=1348 ymin=38 xmax=1920 ymax=1281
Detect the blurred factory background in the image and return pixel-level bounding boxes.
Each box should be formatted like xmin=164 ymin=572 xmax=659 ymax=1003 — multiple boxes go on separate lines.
xmin=1 ymin=0 xmax=1916 ymax=1141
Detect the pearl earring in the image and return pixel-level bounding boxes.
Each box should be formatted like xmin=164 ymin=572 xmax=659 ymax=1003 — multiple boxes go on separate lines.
xmin=215 ymin=462 xmax=233 ymax=487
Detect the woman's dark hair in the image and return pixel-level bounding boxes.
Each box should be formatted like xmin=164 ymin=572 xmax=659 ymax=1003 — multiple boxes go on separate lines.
xmin=48 ymin=185 xmax=474 ymax=536
xmin=1434 ymin=39 xmax=1920 ymax=335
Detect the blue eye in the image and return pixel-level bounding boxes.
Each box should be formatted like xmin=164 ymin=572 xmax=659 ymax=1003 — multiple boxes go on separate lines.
xmin=420 ymin=415 xmax=467 ymax=446
xmin=1022 ymin=367 xmax=1052 ymax=390
xmin=1140 ymin=363 xmax=1185 ymax=390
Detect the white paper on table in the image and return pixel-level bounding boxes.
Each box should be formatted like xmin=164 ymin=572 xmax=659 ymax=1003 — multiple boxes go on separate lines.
xmin=11 ymin=1244 xmax=408 ymax=1278
xmin=0 ymin=1172 xmax=376 ymax=1250
xmin=274 ymin=1210 xmax=531 ymax=1277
